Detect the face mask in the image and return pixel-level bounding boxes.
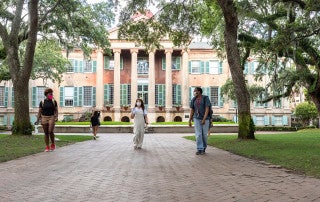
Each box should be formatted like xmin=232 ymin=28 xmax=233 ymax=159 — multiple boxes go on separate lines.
xmin=47 ymin=95 xmax=53 ymax=100
xmin=136 ymin=102 xmax=141 ymax=107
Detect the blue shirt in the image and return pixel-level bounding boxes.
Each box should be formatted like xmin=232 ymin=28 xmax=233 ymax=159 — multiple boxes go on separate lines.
xmin=190 ymin=95 xmax=211 ymax=120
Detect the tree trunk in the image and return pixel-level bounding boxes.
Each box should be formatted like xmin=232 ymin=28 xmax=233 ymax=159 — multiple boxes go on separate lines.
xmin=8 ymin=0 xmax=39 ymax=135
xmin=217 ymin=0 xmax=255 ymax=139
xmin=12 ymin=80 xmax=32 ymax=135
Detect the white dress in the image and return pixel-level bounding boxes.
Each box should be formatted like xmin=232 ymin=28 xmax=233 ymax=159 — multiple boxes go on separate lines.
xmin=133 ymin=107 xmax=146 ymax=148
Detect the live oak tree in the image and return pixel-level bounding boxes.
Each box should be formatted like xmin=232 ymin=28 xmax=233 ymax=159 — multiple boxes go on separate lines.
xmin=235 ymin=0 xmax=320 ymax=119
xmin=0 ymin=0 xmax=115 ymax=135
xmin=118 ymin=0 xmax=255 ymax=139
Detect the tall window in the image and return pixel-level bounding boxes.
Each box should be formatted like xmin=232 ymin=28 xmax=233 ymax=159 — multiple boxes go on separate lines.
xmin=274 ymin=116 xmax=283 ymax=126
xmin=83 ymin=60 xmax=92 ymax=72
xmin=0 ymin=87 xmax=5 ymax=107
xmin=155 ymin=84 xmax=165 ymax=106
xmin=36 ymin=87 xmax=46 ymax=106
xmin=67 ymin=59 xmax=75 ymax=72
xmin=255 ymin=116 xmax=265 ymax=126
xmin=83 ymin=86 xmax=92 ymax=106
xmin=64 ymin=87 xmax=74 ymax=106
xmin=210 ymin=87 xmax=219 ymax=106
xmin=209 ymin=60 xmax=219 ymax=74
xmin=172 ymin=85 xmax=181 ymax=106
xmin=120 ymin=84 xmax=131 ymax=106
xmin=191 ymin=61 xmax=201 ymax=74
xmin=171 ymin=57 xmax=181 ymax=70
xmin=104 ymin=84 xmax=114 ymax=105
xmin=0 ymin=116 xmax=4 ymax=125
xmin=137 ymin=57 xmax=148 ymax=75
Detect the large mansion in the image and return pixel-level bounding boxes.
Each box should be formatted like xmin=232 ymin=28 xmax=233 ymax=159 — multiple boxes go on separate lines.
xmin=0 ymin=27 xmax=298 ymax=128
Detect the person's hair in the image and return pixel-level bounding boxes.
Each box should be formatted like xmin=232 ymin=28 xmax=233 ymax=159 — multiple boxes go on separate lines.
xmin=135 ymin=98 xmax=145 ymax=111
xmin=44 ymin=88 xmax=53 ymax=96
xmin=194 ymin=87 xmax=202 ymax=94
xmin=92 ymin=111 xmax=100 ymax=117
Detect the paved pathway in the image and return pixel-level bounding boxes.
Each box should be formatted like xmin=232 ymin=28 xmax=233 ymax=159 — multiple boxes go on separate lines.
xmin=1 ymin=133 xmax=320 ymax=202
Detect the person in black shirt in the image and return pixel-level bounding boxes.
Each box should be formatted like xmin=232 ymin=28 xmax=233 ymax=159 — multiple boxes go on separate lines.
xmin=90 ymin=111 xmax=100 ymax=140
xmin=35 ymin=88 xmax=58 ymax=152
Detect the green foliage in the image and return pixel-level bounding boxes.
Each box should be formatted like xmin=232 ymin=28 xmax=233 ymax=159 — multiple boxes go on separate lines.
xmin=31 ymin=40 xmax=69 ymax=84
xmin=255 ymin=126 xmax=297 ymax=131
xmin=294 ymin=102 xmax=318 ymax=127
xmin=235 ymin=0 xmax=320 ymax=112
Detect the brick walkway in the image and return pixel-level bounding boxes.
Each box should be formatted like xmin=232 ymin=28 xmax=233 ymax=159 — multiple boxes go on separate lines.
xmin=1 ymin=133 xmax=320 ymax=202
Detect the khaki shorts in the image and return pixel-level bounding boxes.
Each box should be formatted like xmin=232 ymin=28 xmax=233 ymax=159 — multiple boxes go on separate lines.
xmin=41 ymin=115 xmax=55 ymax=125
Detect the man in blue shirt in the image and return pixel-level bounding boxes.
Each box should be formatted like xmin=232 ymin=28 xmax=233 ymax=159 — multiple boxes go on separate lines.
xmin=189 ymin=87 xmax=211 ymax=155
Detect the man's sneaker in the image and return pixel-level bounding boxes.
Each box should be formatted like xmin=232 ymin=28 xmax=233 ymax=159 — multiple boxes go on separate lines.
xmin=196 ymin=150 xmax=204 ymax=155
xmin=45 ymin=146 xmax=50 ymax=152
xmin=50 ymin=144 xmax=56 ymax=151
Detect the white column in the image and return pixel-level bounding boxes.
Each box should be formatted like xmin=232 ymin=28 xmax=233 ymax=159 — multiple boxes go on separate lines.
xmin=148 ymin=50 xmax=156 ymax=123
xmin=130 ymin=49 xmax=138 ymax=107
xmin=96 ymin=49 xmax=104 ymax=110
xmin=148 ymin=50 xmax=155 ymax=109
xmin=165 ymin=49 xmax=173 ymax=121
xmin=181 ymin=49 xmax=189 ymax=110
xmin=113 ymin=49 xmax=121 ymax=121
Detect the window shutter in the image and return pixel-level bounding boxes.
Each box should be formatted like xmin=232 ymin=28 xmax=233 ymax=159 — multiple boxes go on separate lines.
xmin=59 ymin=87 xmax=64 ymax=107
xmin=120 ymin=56 xmax=124 ymax=70
xmin=10 ymin=115 xmax=14 ymax=126
xmin=104 ymin=84 xmax=114 ymax=105
xmin=244 ymin=62 xmax=248 ymax=74
xmin=104 ymin=56 xmax=110 ymax=69
xmin=3 ymin=115 xmax=7 ymax=126
xmin=249 ymin=62 xmax=254 ymax=74
xmin=271 ymin=116 xmax=275 ymax=126
xmin=30 ymin=115 xmax=37 ymax=124
xmin=219 ymin=61 xmax=223 ymax=74
xmin=176 ymin=57 xmax=181 ymax=70
xmin=92 ymin=87 xmax=96 ymax=106
xmin=264 ymin=116 xmax=270 ymax=126
xmin=162 ymin=56 xmax=166 ymax=70
xmin=188 ymin=61 xmax=191 ymax=73
xmin=252 ymin=116 xmax=257 ymax=125
xmin=205 ymin=61 xmax=209 ymax=73
xmin=233 ymin=115 xmax=238 ymax=123
xmin=79 ymin=60 xmax=83 ymax=73
xmin=74 ymin=60 xmax=78 ymax=72
xmin=78 ymin=87 xmax=83 ymax=106
xmin=11 ymin=88 xmax=14 ymax=108
xmin=200 ymin=61 xmax=205 ymax=74
xmin=74 ymin=87 xmax=78 ymax=106
xmin=92 ymin=60 xmax=97 ymax=72
xmin=218 ymin=87 xmax=223 ymax=107
xmin=283 ymin=116 xmax=288 ymax=126
xmin=177 ymin=85 xmax=181 ymax=104
xmin=32 ymin=87 xmax=37 ymax=107
xmin=4 ymin=87 xmax=8 ymax=107
xmin=203 ymin=87 xmax=210 ymax=97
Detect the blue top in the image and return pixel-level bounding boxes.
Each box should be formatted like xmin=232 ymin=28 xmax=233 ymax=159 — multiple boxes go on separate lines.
xmin=190 ymin=95 xmax=211 ymax=120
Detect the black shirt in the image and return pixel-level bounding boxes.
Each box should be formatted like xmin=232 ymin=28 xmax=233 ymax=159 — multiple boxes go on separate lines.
xmin=39 ymin=99 xmax=57 ymax=116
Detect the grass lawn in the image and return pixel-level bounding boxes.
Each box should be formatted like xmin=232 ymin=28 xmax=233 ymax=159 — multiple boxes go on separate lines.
xmin=0 ymin=134 xmax=92 ymax=163
xmin=184 ymin=129 xmax=320 ymax=178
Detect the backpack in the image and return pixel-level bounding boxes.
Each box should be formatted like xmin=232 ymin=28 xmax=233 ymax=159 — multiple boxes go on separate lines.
xmin=41 ymin=98 xmax=57 ymax=108
xmin=191 ymin=95 xmax=213 ymax=119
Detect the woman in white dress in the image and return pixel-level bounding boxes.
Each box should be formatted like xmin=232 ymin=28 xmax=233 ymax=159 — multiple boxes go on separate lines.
xmin=131 ymin=98 xmax=149 ymax=149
